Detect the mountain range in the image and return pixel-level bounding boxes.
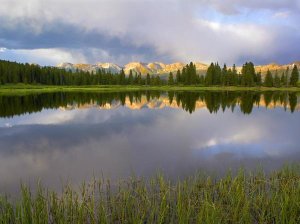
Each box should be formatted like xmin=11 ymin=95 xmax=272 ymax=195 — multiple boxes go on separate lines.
xmin=57 ymin=61 xmax=300 ymax=76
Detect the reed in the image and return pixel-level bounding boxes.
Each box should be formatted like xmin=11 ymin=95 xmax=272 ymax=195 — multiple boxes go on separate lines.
xmin=0 ymin=166 xmax=300 ymax=223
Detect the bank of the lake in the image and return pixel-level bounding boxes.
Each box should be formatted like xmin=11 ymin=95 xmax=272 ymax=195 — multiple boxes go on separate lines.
xmin=1 ymin=166 xmax=299 ymax=223
xmin=1 ymin=84 xmax=300 ymax=95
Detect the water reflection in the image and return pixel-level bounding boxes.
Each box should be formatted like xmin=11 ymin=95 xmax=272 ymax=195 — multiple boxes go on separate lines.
xmin=0 ymin=91 xmax=299 ymax=118
xmin=0 ymin=91 xmax=300 ymax=194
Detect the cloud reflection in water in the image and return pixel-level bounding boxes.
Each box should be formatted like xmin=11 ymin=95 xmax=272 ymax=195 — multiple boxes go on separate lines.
xmin=0 ymin=96 xmax=299 ymax=194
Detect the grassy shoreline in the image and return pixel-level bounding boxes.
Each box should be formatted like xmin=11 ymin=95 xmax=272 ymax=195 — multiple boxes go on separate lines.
xmin=0 ymin=166 xmax=299 ymax=223
xmin=1 ymin=84 xmax=300 ymax=95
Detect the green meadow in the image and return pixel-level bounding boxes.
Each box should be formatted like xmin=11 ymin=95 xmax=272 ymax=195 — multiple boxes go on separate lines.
xmin=0 ymin=84 xmax=300 ymax=96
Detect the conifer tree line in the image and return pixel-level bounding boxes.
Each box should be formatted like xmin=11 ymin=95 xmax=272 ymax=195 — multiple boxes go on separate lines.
xmin=0 ymin=60 xmax=165 ymax=86
xmin=171 ymin=61 xmax=299 ymax=87
xmin=0 ymin=59 xmax=299 ymax=87
xmin=173 ymin=62 xmax=299 ymax=87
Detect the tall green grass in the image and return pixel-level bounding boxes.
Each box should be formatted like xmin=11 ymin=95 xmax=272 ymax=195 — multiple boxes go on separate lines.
xmin=1 ymin=166 xmax=300 ymax=223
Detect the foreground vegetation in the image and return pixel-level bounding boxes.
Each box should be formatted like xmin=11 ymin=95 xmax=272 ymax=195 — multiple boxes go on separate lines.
xmin=1 ymin=166 xmax=300 ymax=223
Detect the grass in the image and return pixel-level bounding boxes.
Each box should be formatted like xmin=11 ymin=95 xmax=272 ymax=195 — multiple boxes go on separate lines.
xmin=0 ymin=83 xmax=300 ymax=95
xmin=1 ymin=166 xmax=300 ymax=223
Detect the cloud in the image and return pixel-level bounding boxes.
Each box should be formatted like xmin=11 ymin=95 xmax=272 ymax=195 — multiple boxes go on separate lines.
xmin=0 ymin=47 xmax=167 ymax=66
xmin=0 ymin=0 xmax=299 ymax=65
xmin=273 ymin=11 xmax=290 ymax=19
xmin=207 ymin=0 xmax=300 ymax=15
xmin=0 ymin=48 xmax=87 ymax=65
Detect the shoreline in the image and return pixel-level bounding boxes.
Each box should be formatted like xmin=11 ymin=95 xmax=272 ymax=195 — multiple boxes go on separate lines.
xmin=1 ymin=84 xmax=300 ymax=95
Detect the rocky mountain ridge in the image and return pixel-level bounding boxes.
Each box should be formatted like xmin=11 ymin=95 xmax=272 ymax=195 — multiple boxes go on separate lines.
xmin=57 ymin=61 xmax=300 ymax=76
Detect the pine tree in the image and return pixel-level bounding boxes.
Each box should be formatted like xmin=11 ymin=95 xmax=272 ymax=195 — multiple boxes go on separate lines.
xmin=185 ymin=64 xmax=191 ymax=85
xmin=285 ymin=67 xmax=290 ymax=87
xmin=128 ymin=70 xmax=134 ymax=85
xmin=256 ymin=72 xmax=262 ymax=86
xmin=181 ymin=67 xmax=186 ymax=84
xmin=154 ymin=75 xmax=161 ymax=85
xmin=176 ymin=70 xmax=181 ymax=84
xmin=168 ymin=72 xmax=174 ymax=85
xmin=137 ymin=72 xmax=142 ymax=85
xmin=232 ymin=64 xmax=238 ymax=86
xmin=221 ymin=64 xmax=228 ymax=86
xmin=264 ymin=70 xmax=273 ymax=87
xmin=119 ymin=69 xmax=126 ymax=85
xmin=274 ymin=71 xmax=281 ymax=87
xmin=290 ymin=65 xmax=299 ymax=87
xmin=133 ymin=73 xmax=138 ymax=85
xmin=205 ymin=63 xmax=214 ymax=86
xmin=146 ymin=73 xmax=150 ymax=85
xmin=189 ymin=62 xmax=197 ymax=85
xmin=280 ymin=72 xmax=287 ymax=86
xmin=241 ymin=62 xmax=255 ymax=86
xmin=213 ymin=63 xmax=222 ymax=85
xmin=199 ymin=75 xmax=205 ymax=85
xmin=150 ymin=75 xmax=155 ymax=86
xmin=227 ymin=69 xmax=233 ymax=86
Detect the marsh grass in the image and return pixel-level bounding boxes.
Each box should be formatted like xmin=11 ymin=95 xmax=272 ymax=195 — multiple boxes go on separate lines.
xmin=0 ymin=166 xmax=300 ymax=223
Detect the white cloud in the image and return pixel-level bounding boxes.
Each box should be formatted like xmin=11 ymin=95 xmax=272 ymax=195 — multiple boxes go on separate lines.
xmin=0 ymin=47 xmax=156 ymax=65
xmin=0 ymin=106 xmax=120 ymax=127
xmin=0 ymin=109 xmax=77 ymax=127
xmin=19 ymin=48 xmax=87 ymax=64
xmin=199 ymin=127 xmax=262 ymax=149
xmin=0 ymin=0 xmax=299 ymax=64
xmin=0 ymin=48 xmax=87 ymax=65
xmin=273 ymin=11 xmax=290 ymax=19
xmin=207 ymin=0 xmax=300 ymax=14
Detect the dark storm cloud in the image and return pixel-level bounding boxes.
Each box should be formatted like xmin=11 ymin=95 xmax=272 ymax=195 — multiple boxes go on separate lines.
xmin=0 ymin=18 xmax=168 ymax=64
xmin=1 ymin=20 xmax=140 ymax=54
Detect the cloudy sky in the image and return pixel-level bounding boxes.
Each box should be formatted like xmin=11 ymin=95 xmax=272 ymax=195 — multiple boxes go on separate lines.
xmin=0 ymin=0 xmax=299 ymax=66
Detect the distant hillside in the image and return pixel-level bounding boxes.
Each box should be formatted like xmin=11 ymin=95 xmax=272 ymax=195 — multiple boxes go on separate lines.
xmin=57 ymin=61 xmax=300 ymax=77
xmin=57 ymin=62 xmax=122 ymax=74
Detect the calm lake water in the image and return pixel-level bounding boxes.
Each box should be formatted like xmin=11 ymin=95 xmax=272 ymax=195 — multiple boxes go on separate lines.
xmin=0 ymin=91 xmax=300 ymax=193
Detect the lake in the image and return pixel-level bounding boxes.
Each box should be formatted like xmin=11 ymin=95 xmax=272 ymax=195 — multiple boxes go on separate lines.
xmin=0 ymin=91 xmax=300 ymax=194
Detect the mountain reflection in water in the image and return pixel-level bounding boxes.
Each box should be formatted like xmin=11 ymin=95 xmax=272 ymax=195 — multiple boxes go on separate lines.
xmin=0 ymin=90 xmax=299 ymax=194
xmin=0 ymin=91 xmax=299 ymax=118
